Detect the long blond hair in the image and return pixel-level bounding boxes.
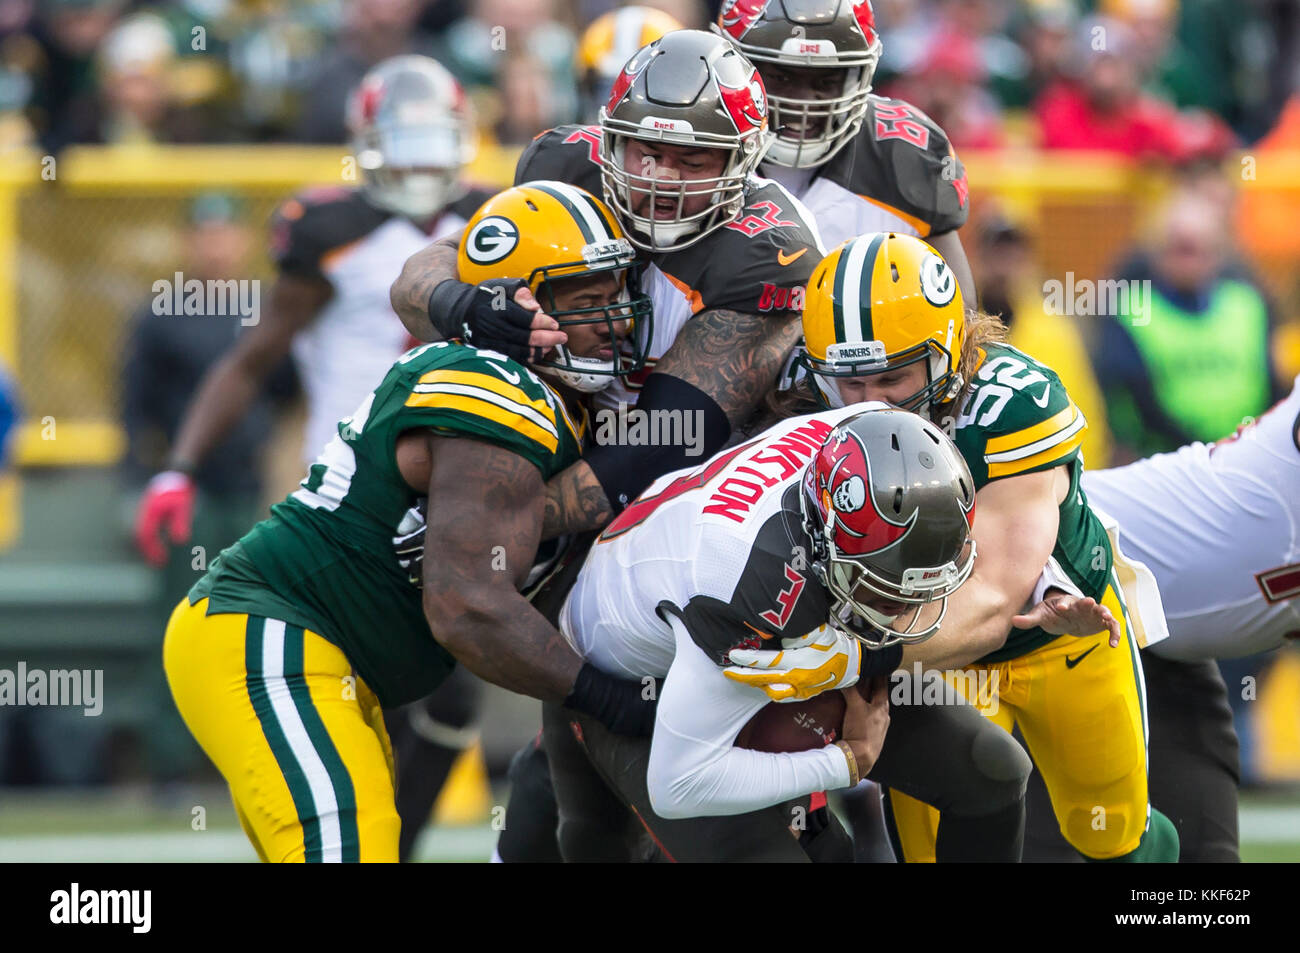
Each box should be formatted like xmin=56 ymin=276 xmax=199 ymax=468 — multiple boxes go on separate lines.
xmin=949 ymin=309 xmax=1009 ymax=410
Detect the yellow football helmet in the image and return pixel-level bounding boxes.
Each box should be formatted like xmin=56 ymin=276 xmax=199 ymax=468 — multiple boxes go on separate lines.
xmin=458 ymin=180 xmax=653 ymax=392
xmin=576 ymin=6 xmax=684 ymax=119
xmin=801 ymin=232 xmax=965 ymax=413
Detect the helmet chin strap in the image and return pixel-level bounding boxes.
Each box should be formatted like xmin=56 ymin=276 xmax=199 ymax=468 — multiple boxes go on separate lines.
xmin=536 ymin=352 xmax=618 ymax=394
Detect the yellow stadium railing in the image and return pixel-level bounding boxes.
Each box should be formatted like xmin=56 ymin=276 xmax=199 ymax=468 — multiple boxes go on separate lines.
xmin=1 ymin=144 xmax=1297 ymax=549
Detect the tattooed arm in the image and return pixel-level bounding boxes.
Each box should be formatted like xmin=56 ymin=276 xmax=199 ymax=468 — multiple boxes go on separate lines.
xmin=390 ymin=235 xmax=462 ymax=341
xmin=422 ymin=433 xmax=656 ymax=733
xmin=422 ymin=434 xmax=582 ymax=699
xmin=390 ymin=230 xmax=566 ymax=358
xmin=542 ymin=306 xmax=801 ymax=538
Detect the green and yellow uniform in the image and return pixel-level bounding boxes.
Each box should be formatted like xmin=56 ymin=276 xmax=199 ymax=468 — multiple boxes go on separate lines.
xmin=164 ymin=341 xmax=584 ymax=862
xmin=889 ymin=342 xmax=1178 ymax=862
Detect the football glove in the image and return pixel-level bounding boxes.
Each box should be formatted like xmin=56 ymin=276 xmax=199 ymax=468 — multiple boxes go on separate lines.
xmin=428 ymin=278 xmax=540 ymax=363
xmin=134 ymin=470 xmax=196 ymax=568
xmin=393 ymin=497 xmax=429 ymax=588
xmin=723 ymin=624 xmax=862 ymax=702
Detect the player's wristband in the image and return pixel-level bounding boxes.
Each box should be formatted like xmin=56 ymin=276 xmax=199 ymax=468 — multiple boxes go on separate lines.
xmin=427 ymin=279 xmax=478 ymax=340
xmin=564 ymin=662 xmax=657 ymax=737
xmin=858 ymin=642 xmax=903 ymax=679
xmin=584 ymin=372 xmax=731 ymax=513
xmin=835 ymin=740 xmax=860 ymax=787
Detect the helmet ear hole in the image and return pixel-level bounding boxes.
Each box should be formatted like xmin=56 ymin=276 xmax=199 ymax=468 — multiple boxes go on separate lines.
xmin=890 ymin=262 xmax=900 ymax=282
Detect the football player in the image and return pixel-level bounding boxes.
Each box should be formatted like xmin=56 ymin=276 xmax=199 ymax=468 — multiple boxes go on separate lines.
xmin=391 ymin=29 xmax=824 ymax=527
xmin=1023 ymin=376 xmax=1300 ymax=862
xmin=713 ymin=0 xmax=977 ymax=304
xmin=547 ymin=407 xmax=975 ymax=861
xmin=162 ymin=183 xmax=656 ymax=863
xmin=737 ymin=233 xmax=1179 ymax=862
xmin=133 ymin=55 xmax=493 ymax=860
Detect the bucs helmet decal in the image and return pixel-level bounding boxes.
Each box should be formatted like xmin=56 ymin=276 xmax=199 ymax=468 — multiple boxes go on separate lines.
xmin=809 ymin=426 xmax=915 ymax=557
xmin=717 ymin=69 xmax=768 ymax=135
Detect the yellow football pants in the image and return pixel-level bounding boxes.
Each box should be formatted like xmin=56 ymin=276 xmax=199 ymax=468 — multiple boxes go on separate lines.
xmin=163 ymin=598 xmax=399 ymax=862
xmin=890 ymin=580 xmax=1154 ymax=861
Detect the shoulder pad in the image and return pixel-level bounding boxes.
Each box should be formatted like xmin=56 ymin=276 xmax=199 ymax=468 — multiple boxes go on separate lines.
xmin=270 ymin=188 xmax=388 ymax=278
xmin=954 ymin=344 xmax=1085 ymax=484
xmin=514 ymin=125 xmax=604 ymax=196
xmin=832 ymin=96 xmax=969 ymax=236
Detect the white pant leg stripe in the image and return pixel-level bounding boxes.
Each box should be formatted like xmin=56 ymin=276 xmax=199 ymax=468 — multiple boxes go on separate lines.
xmin=261 ymin=619 xmax=344 ymax=863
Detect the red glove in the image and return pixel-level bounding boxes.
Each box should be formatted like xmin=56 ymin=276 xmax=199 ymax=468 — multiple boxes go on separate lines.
xmin=135 ymin=470 xmax=196 ymax=567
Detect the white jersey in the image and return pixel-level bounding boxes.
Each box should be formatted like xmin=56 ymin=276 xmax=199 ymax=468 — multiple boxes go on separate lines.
xmin=561 ymin=405 xmax=884 ymax=818
xmin=1082 ymin=377 xmax=1300 ymax=661
xmin=274 ymin=187 xmax=479 ymax=463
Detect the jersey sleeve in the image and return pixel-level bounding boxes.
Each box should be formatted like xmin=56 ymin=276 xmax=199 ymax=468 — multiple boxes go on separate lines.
xmin=851 ymin=97 xmax=969 ymax=237
xmin=959 ymin=346 xmax=1088 ymax=487
xmin=396 ymin=349 xmax=568 ymax=478
xmin=658 ymin=180 xmax=823 ymax=319
xmin=268 ymin=187 xmax=386 ymax=282
xmin=665 ymin=509 xmax=830 ymax=666
xmin=514 ymin=125 xmax=605 ymax=196
xmin=645 ymin=611 xmax=851 ymax=820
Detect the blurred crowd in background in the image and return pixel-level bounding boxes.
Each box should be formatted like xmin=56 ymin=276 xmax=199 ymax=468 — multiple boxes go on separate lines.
xmin=4 ymin=0 xmax=1298 ymax=155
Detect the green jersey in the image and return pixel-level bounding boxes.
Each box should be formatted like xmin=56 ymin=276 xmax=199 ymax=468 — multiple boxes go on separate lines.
xmin=189 ymin=341 xmax=586 ymax=707
xmin=949 ymin=343 xmax=1112 ymax=663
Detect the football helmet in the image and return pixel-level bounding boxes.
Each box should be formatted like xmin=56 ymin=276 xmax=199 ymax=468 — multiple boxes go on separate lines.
xmin=714 ymin=0 xmax=882 ymax=169
xmin=576 ymin=6 xmax=684 ymax=122
xmin=347 ymin=55 xmax=476 ymax=219
xmin=800 ymin=408 xmax=976 ymax=648
xmin=801 ymin=232 xmax=965 ymax=415
xmin=599 ymin=29 xmax=774 ymax=252
xmin=457 ymin=181 xmax=653 ymax=392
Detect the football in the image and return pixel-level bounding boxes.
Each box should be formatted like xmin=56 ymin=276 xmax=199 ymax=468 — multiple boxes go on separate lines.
xmin=735 ymin=690 xmax=847 ymax=753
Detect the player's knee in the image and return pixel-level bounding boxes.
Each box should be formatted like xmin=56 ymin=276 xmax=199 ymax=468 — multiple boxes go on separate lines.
xmin=949 ymin=725 xmax=1032 ymax=815
xmin=1070 ymin=807 xmax=1179 ymax=862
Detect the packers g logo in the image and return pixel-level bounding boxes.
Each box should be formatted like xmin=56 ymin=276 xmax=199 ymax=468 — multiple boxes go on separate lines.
xmin=465 ymin=216 xmax=519 ymax=265
xmin=919 ymin=253 xmax=956 ymax=307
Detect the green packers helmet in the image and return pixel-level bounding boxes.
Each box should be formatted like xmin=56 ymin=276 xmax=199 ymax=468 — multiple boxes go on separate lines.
xmin=801 ymin=232 xmax=964 ymax=414
xmin=459 ymin=180 xmax=653 ymax=393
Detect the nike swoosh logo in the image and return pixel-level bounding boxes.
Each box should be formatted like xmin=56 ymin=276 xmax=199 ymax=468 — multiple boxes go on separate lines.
xmin=1065 ymin=644 xmax=1098 ymax=669
xmin=777 ymin=248 xmax=807 ymax=266
xmin=486 ymin=362 xmax=521 ymax=385
xmin=1032 ymin=383 xmax=1051 ymax=408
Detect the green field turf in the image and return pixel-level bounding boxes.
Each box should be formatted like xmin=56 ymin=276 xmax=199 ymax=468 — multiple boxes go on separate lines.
xmin=1 ymin=785 xmax=1297 ymax=862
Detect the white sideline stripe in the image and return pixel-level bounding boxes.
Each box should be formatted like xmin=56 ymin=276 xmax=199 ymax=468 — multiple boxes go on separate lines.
xmin=261 ymin=619 xmax=343 ymax=863
xmin=1 ymin=808 xmax=1296 ymax=861
xmin=0 ymin=826 xmax=500 ymax=863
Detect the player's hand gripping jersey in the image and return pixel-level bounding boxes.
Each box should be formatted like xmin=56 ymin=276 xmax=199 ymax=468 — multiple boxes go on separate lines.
xmin=188 ymin=341 xmax=585 ymax=708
